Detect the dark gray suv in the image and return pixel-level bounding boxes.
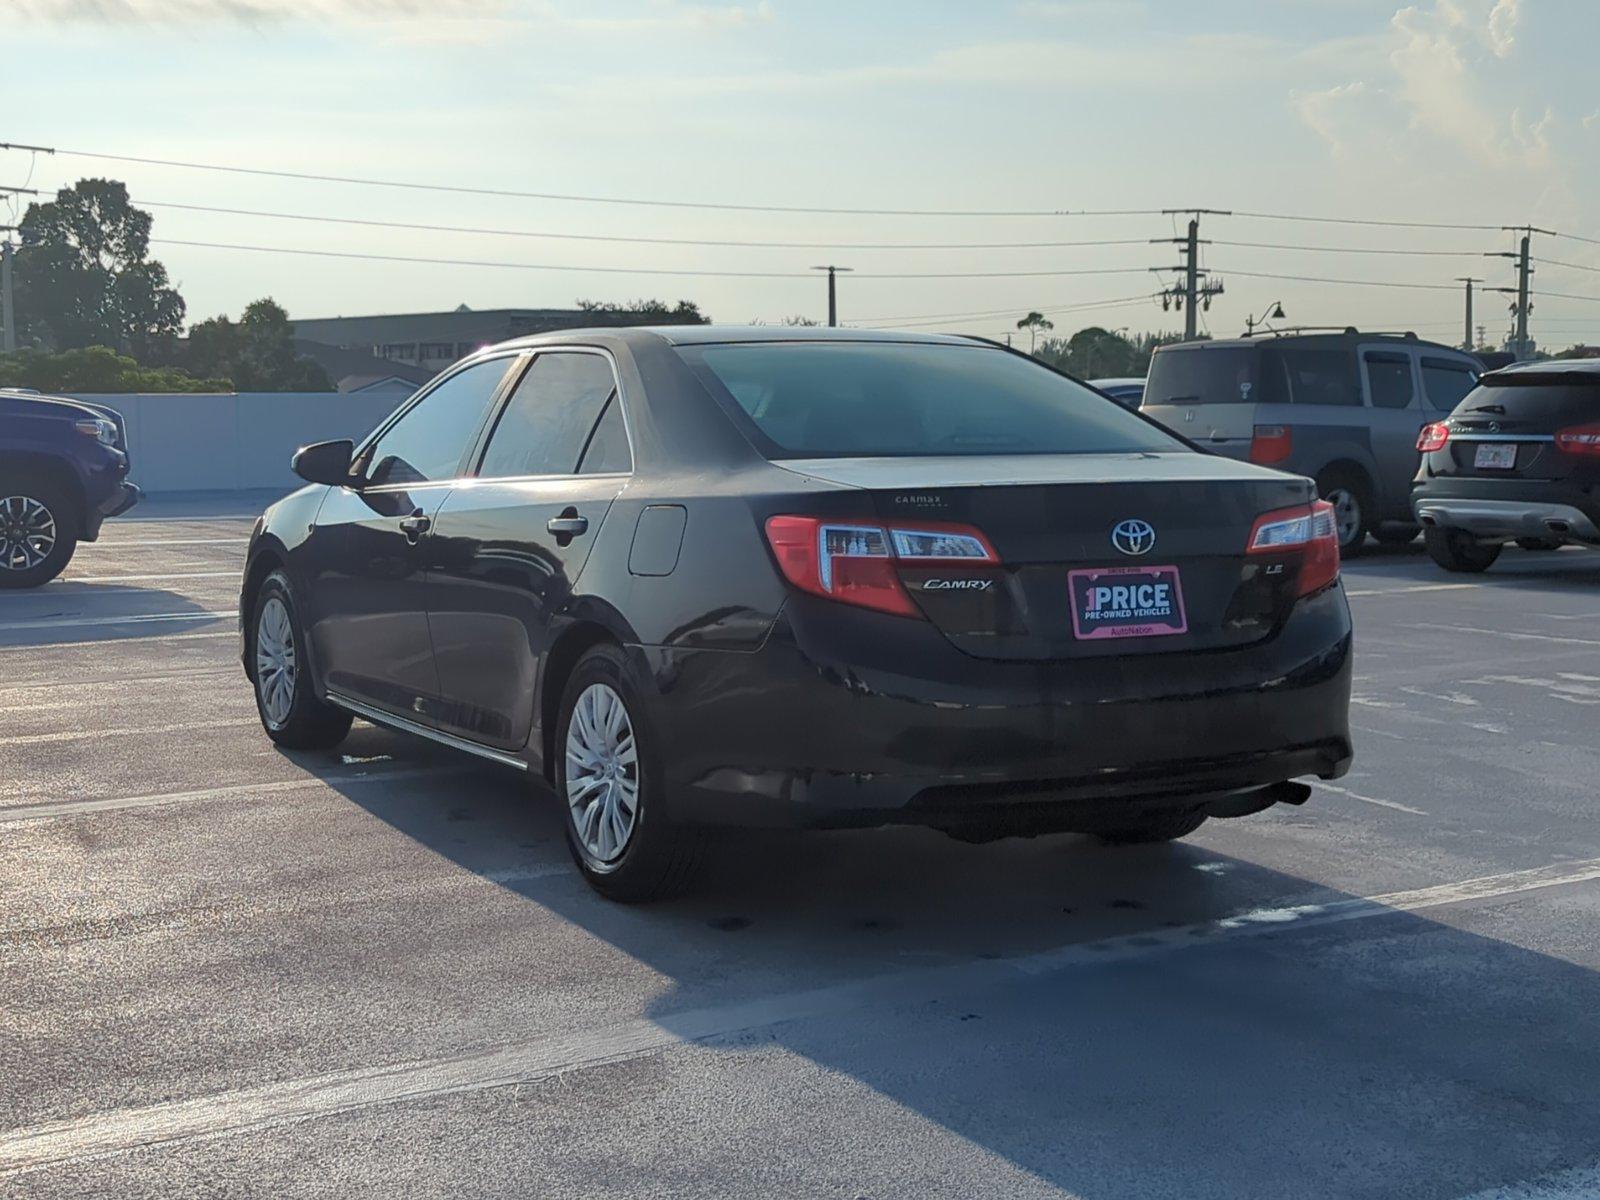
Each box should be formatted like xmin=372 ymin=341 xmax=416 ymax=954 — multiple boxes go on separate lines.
xmin=1141 ymin=330 xmax=1483 ymax=552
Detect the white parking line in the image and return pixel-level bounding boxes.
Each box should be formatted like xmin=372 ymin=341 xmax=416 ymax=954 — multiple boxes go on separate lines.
xmin=1449 ymin=1165 xmax=1600 ymax=1199
xmin=1314 ymin=782 xmax=1429 ymax=816
xmin=3 ymin=855 xmax=1598 ymax=1178
xmin=83 ymin=537 xmax=249 ymax=548
xmin=0 ymin=666 xmax=238 ymax=695
xmin=64 ymin=571 xmax=240 ymax=584
xmin=0 ymin=718 xmax=256 ymax=748
xmin=0 ymin=610 xmax=237 ymax=633
xmin=0 ymin=629 xmax=237 ymax=652
xmin=0 ymin=766 xmax=464 ymax=824
xmin=1401 ymin=623 xmax=1600 ymax=649
xmin=1345 ymin=582 xmax=1479 ymax=597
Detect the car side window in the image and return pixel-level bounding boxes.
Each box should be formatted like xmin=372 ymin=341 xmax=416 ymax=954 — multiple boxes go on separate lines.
xmin=363 ymin=357 xmax=514 ymax=487
xmin=478 ymin=353 xmax=618 ymax=479
xmin=1363 ymin=351 xmax=1416 ymax=410
xmin=578 ymin=396 xmax=633 ymax=474
xmin=1421 ymin=357 xmax=1478 ymax=412
xmin=1278 ymin=348 xmax=1362 ymax=407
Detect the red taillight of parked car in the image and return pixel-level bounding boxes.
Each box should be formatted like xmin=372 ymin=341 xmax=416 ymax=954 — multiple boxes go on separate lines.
xmin=1246 ymin=499 xmax=1340 ymax=597
xmin=1555 ymin=423 xmax=1600 ymax=457
xmin=764 ymin=516 xmax=998 ymax=618
xmin=1417 ymin=422 xmax=1451 ymax=453
xmin=1249 ymin=424 xmax=1293 ymax=465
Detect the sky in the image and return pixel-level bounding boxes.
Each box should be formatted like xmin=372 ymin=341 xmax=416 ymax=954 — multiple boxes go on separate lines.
xmin=6 ymin=0 xmax=1600 ymax=349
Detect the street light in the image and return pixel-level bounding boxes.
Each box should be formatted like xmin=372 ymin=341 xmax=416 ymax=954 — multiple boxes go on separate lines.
xmin=1244 ymin=301 xmax=1286 ymax=337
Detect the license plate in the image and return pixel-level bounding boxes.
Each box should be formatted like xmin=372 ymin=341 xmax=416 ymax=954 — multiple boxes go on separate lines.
xmin=1475 ymin=443 xmax=1517 ymax=470
xmin=1068 ymin=565 xmax=1188 ymax=641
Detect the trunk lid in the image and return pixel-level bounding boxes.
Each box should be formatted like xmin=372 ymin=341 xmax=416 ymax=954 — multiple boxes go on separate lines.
xmin=1443 ymin=372 xmax=1600 ymax=482
xmin=776 ymin=452 xmax=1317 ymax=661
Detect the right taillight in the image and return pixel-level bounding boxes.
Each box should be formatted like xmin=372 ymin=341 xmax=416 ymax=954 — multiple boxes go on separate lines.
xmin=1417 ymin=422 xmax=1450 ymax=453
xmin=1249 ymin=424 xmax=1293 ymax=465
xmin=1247 ymin=499 xmax=1340 ymax=597
xmin=1555 ymin=423 xmax=1600 ymax=457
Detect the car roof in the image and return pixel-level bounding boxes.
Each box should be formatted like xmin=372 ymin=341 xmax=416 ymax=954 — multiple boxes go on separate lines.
xmin=1156 ymin=331 xmax=1469 ymax=355
xmin=1089 ymin=377 xmax=1144 ymax=388
xmin=485 ymin=324 xmax=984 ymax=353
xmin=1490 ymin=357 xmax=1600 ymax=377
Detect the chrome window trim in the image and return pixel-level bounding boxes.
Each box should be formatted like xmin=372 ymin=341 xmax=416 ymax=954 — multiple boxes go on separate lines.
xmin=326 ymin=690 xmax=530 ymax=771
xmin=471 ymin=344 xmax=637 ymax=483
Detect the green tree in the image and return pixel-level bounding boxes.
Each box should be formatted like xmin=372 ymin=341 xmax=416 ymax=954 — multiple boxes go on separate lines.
xmin=0 ymin=346 xmax=228 ymax=393
xmin=1034 ymin=327 xmax=1188 ymax=378
xmin=576 ymin=298 xmax=712 ymax=325
xmin=185 ymin=298 xmax=333 ymax=391
xmin=13 ymin=179 xmax=185 ymax=359
xmin=1016 ymin=311 xmax=1054 ymax=353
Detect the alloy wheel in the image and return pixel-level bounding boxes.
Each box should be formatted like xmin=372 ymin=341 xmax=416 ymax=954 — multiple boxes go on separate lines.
xmin=1326 ymin=487 xmax=1362 ymax=547
xmin=0 ymin=496 xmax=57 ymax=572
xmin=255 ymin=596 xmax=298 ymax=728
xmin=565 ymin=682 xmax=640 ymax=864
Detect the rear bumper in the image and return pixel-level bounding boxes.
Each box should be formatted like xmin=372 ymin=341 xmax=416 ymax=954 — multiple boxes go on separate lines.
xmin=636 ymin=586 xmax=1354 ymax=832
xmin=1412 ymin=480 xmax=1600 ymax=544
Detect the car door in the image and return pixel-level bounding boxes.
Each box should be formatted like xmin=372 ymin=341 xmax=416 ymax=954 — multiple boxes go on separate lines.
xmin=423 ymin=349 xmax=632 ymax=751
xmin=1359 ymin=345 xmax=1427 ymax=518
xmin=302 ymin=353 xmax=520 ymax=722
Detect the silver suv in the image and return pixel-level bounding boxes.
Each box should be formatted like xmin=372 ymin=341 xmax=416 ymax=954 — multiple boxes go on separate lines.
xmin=1141 ymin=330 xmax=1483 ymax=552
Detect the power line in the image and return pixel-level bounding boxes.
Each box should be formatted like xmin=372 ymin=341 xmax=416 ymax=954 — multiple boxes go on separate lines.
xmin=1536 ymin=256 xmax=1600 ymax=275
xmin=1213 ymin=238 xmax=1480 ymax=257
xmin=129 ymin=199 xmax=1155 ymax=251
xmin=1228 ymin=209 xmax=1504 ymax=232
xmin=149 ymin=237 xmax=1154 ymax=280
xmin=865 ymin=294 xmax=1156 ymax=329
xmin=20 ymin=145 xmax=1162 ymax=219
xmin=855 ymin=292 xmax=1155 ymax=325
xmin=1216 ymin=266 xmax=1460 ymax=292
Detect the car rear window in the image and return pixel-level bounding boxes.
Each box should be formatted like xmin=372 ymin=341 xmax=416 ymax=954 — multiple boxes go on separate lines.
xmin=678 ymin=342 xmax=1185 ymax=459
xmin=1144 ymin=346 xmax=1259 ymax=406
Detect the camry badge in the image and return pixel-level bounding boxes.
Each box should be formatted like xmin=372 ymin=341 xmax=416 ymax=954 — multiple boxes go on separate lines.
xmin=1111 ymin=519 xmax=1156 ymax=557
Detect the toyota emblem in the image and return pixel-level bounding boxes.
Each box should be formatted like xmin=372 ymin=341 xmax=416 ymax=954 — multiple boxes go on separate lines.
xmin=1111 ymin=519 xmax=1156 ymax=556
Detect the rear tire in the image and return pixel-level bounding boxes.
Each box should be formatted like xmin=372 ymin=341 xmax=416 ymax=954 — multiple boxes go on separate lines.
xmin=1094 ymin=809 xmax=1208 ymax=845
xmin=555 ymin=644 xmax=705 ymax=902
xmin=1373 ymin=524 xmax=1420 ymax=546
xmin=1424 ymin=528 xmax=1503 ymax=574
xmin=249 ymin=570 xmax=353 ymax=749
xmin=0 ymin=475 xmax=80 ymax=589
xmin=1317 ymin=471 xmax=1371 ymax=556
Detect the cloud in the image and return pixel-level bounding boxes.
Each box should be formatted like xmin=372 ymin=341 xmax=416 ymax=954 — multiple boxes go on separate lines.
xmin=9 ymin=0 xmax=772 ymax=26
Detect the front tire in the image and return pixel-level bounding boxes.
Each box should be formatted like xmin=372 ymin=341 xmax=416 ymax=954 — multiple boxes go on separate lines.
xmin=250 ymin=571 xmax=353 ymax=749
xmin=1095 ymin=809 xmax=1208 ymax=845
xmin=555 ymin=644 xmax=705 ymax=902
xmin=0 ymin=477 xmax=79 ymax=589
xmin=1424 ymin=528 xmax=1502 ymax=574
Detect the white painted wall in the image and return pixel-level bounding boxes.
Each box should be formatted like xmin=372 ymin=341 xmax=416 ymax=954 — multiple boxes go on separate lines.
xmin=68 ymin=392 xmax=404 ymax=493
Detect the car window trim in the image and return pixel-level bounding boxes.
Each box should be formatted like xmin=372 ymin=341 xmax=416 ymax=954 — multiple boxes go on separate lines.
xmin=352 ymin=349 xmax=529 ymax=492
xmin=466 ymin=345 xmax=636 ymax=483
xmin=1419 ymin=354 xmax=1480 ymax=412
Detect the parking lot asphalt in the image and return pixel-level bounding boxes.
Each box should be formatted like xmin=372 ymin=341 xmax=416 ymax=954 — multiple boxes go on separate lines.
xmin=3 ymin=496 xmax=1599 ymax=1199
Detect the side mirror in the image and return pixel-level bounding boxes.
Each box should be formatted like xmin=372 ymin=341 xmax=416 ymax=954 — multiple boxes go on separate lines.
xmin=292 ymin=439 xmax=357 ymax=487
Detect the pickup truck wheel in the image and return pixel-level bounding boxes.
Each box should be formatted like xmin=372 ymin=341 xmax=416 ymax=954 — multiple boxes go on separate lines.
xmin=1424 ymin=528 xmax=1502 ymax=573
xmin=0 ymin=477 xmax=79 ymax=589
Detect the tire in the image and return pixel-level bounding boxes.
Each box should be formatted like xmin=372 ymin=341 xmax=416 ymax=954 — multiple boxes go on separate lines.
xmin=0 ymin=474 xmax=80 ymax=589
xmin=249 ymin=570 xmax=353 ymax=749
xmin=1516 ymin=536 xmax=1563 ymax=552
xmin=1316 ymin=471 xmax=1372 ymax=556
xmin=1373 ymin=524 xmax=1420 ymax=546
xmin=555 ymin=644 xmax=705 ymax=902
xmin=1095 ymin=809 xmax=1208 ymax=845
xmin=1424 ymin=528 xmax=1503 ymax=574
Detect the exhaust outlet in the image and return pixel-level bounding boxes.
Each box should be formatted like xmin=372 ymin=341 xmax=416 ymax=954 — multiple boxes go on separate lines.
xmin=1204 ymin=780 xmax=1313 ymax=820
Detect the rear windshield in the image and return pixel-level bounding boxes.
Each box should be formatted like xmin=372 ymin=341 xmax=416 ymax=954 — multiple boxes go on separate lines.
xmin=1145 ymin=346 xmax=1258 ymax=406
xmin=678 ymin=342 xmax=1186 ymax=459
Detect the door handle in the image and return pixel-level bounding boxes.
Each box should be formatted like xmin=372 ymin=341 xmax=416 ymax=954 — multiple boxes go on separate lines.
xmin=546 ymin=514 xmax=589 ymax=537
xmin=399 ymin=513 xmax=432 ymax=544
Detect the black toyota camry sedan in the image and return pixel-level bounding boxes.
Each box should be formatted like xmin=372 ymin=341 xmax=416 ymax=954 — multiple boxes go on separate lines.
xmin=241 ymin=327 xmax=1353 ymax=900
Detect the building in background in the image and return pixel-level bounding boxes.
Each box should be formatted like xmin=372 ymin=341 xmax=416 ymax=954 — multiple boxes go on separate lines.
xmin=291 ymin=339 xmax=435 ymax=400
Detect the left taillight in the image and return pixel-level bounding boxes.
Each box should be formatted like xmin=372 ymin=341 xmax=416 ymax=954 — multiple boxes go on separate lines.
xmin=1247 ymin=499 xmax=1340 ymax=598
xmin=1417 ymin=422 xmax=1450 ymax=453
xmin=763 ymin=516 xmax=997 ymax=618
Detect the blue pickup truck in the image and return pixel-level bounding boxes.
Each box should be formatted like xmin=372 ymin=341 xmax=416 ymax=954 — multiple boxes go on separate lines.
xmin=0 ymin=388 xmax=141 ymax=588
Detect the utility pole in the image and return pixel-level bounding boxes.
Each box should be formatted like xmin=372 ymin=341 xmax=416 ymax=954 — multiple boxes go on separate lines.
xmin=1454 ymin=277 xmax=1481 ymax=352
xmin=810 ymin=265 xmax=852 ymax=328
xmin=0 ymin=186 xmax=38 ymax=355
xmin=1488 ymin=226 xmax=1554 ymax=360
xmin=1151 ymin=208 xmax=1229 ymax=341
